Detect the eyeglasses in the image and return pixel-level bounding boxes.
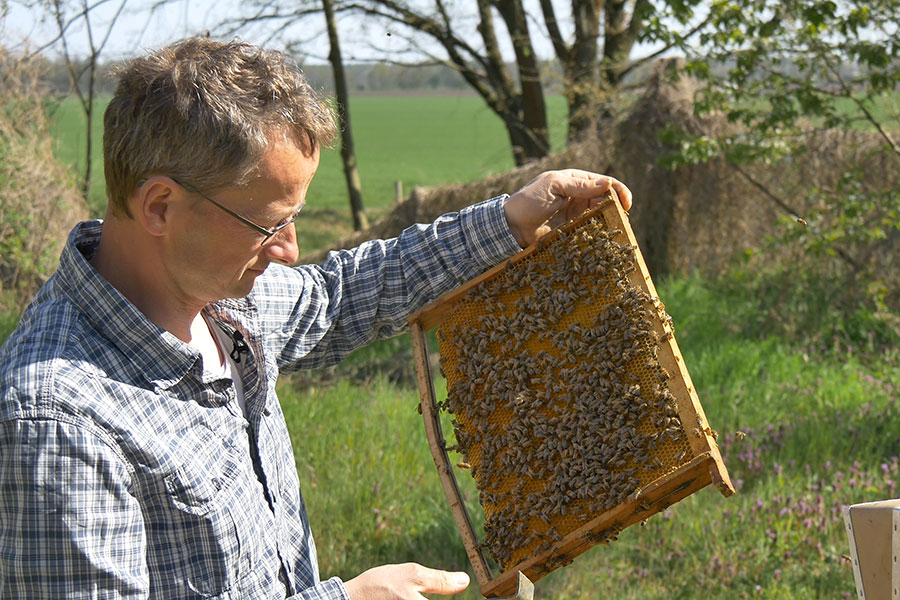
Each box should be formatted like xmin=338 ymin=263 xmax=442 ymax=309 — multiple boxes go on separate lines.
xmin=169 ymin=177 xmax=302 ymax=245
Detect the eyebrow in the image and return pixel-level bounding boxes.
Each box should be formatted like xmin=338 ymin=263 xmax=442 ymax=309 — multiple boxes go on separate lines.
xmin=258 ymin=201 xmax=304 ymax=225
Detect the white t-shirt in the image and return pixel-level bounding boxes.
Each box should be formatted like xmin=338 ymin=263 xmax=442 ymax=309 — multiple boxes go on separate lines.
xmin=208 ymin=320 xmax=248 ymax=417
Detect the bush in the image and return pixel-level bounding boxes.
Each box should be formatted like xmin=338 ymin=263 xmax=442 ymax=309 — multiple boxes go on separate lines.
xmin=0 ymin=48 xmax=87 ymax=311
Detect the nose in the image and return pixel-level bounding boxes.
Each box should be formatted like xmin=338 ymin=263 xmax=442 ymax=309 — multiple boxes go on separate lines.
xmin=263 ymin=223 xmax=300 ymax=265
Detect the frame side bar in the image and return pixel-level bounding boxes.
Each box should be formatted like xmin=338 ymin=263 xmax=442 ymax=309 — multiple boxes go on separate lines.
xmin=600 ymin=199 xmax=735 ymax=497
xmin=410 ymin=320 xmax=493 ymax=586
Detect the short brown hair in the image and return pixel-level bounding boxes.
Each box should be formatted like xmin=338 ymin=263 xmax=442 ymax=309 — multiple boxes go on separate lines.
xmin=103 ymin=37 xmax=337 ymax=217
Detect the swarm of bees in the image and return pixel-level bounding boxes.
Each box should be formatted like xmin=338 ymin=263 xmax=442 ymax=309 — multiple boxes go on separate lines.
xmin=436 ymin=215 xmax=694 ymax=571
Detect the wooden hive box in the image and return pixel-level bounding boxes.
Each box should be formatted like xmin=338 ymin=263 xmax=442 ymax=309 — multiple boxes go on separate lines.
xmin=408 ymin=191 xmax=734 ymax=598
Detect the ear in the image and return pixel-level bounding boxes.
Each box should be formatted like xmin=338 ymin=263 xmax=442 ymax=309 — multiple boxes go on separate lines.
xmin=132 ymin=176 xmax=182 ymax=237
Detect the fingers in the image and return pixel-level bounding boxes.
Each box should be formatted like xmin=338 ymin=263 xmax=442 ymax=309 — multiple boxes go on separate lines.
xmin=550 ymin=169 xmax=632 ymax=212
xmin=503 ymin=169 xmax=632 ymax=249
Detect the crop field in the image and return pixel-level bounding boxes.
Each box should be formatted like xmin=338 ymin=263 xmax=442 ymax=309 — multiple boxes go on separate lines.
xmin=46 ymin=94 xmax=569 ymax=248
xmin=20 ymin=91 xmax=900 ymax=598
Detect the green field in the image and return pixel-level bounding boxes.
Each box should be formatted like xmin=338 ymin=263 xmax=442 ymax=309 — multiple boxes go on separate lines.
xmin=16 ymin=91 xmax=900 ymax=598
xmin=47 ymin=94 xmax=570 ymax=250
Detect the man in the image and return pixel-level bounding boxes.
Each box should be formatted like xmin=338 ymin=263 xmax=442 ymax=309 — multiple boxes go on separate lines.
xmin=0 ymin=37 xmax=631 ymax=599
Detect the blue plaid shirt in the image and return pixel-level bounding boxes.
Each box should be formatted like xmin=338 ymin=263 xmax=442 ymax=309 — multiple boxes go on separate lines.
xmin=0 ymin=197 xmax=519 ymax=599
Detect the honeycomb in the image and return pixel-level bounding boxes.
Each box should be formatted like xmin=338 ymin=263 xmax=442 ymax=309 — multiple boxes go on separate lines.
xmin=436 ymin=207 xmax=694 ymax=572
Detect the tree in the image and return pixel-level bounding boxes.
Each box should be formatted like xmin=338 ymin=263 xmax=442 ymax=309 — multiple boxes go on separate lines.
xmin=221 ymin=0 xmax=708 ymax=165
xmin=343 ymin=0 xmax=551 ymax=165
xmin=666 ymin=0 xmax=900 ymax=345
xmin=323 ymin=0 xmax=369 ymax=230
xmin=27 ymin=0 xmax=128 ymax=204
xmin=344 ymin=0 xmax=708 ymax=153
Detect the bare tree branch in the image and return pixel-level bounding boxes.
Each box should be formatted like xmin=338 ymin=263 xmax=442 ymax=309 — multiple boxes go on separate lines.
xmin=216 ymin=3 xmax=321 ymax=38
xmin=95 ymin=0 xmax=127 ymax=55
xmin=617 ymin=12 xmax=711 ymax=81
xmin=537 ymin=0 xmax=568 ymax=63
xmin=729 ymin=162 xmax=804 ymax=219
xmin=821 ymin=51 xmax=900 ymax=158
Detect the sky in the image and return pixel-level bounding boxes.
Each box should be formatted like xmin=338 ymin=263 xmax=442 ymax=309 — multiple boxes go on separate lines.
xmin=5 ymin=0 xmax=341 ymax=62
xmin=3 ymin=0 xmax=559 ymax=65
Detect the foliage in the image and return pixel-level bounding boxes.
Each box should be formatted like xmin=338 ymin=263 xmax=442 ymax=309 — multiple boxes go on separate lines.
xmin=0 ymin=311 xmax=21 ymax=345
xmin=681 ymin=0 xmax=900 ymax=161
xmin=662 ymin=0 xmax=900 ymax=350
xmin=702 ymin=169 xmax=900 ymax=352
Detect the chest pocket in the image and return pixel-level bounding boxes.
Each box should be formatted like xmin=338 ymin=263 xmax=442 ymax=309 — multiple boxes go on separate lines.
xmin=158 ymin=424 xmax=266 ymax=598
xmin=165 ymin=453 xmax=240 ymax=514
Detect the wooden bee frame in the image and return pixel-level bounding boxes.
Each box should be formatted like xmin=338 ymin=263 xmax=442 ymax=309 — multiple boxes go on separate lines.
xmin=409 ymin=192 xmax=734 ymax=598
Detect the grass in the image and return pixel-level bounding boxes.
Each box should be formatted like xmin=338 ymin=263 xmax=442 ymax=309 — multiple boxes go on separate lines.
xmin=277 ymin=272 xmax=900 ymax=598
xmin=44 ymin=97 xmax=107 ymax=210
xmin=281 ymin=374 xmax=475 ymax=576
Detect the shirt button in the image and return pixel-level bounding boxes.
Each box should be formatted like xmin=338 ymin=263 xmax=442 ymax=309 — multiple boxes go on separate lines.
xmin=263 ymin=406 xmax=271 ymax=416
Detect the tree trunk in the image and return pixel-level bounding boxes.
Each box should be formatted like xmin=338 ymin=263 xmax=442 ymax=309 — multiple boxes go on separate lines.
xmin=494 ymin=0 xmax=549 ymax=160
xmin=566 ymin=0 xmax=602 ymax=141
xmin=323 ymin=0 xmax=368 ymax=231
xmin=541 ymin=0 xmax=601 ymax=143
xmin=82 ymin=54 xmax=96 ymax=202
xmin=602 ymin=0 xmax=647 ymax=86
xmin=351 ymin=0 xmax=550 ymax=166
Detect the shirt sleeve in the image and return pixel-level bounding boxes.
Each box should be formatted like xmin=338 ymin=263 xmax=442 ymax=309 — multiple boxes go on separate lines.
xmin=256 ymin=195 xmax=521 ymax=371
xmin=0 ymin=418 xmax=148 ymax=599
xmin=290 ymin=576 xmax=351 ymax=599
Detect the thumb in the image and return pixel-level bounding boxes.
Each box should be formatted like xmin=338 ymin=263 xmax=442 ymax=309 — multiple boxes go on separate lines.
xmin=416 ymin=567 xmax=470 ymax=595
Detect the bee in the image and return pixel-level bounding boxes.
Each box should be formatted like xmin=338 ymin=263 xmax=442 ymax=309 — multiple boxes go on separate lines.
xmin=457 ymin=462 xmax=472 ymax=469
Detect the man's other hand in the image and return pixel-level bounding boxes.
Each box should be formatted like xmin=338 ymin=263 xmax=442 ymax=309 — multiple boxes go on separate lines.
xmin=503 ymin=169 xmax=633 ymax=248
xmin=344 ymin=563 xmax=470 ymax=599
